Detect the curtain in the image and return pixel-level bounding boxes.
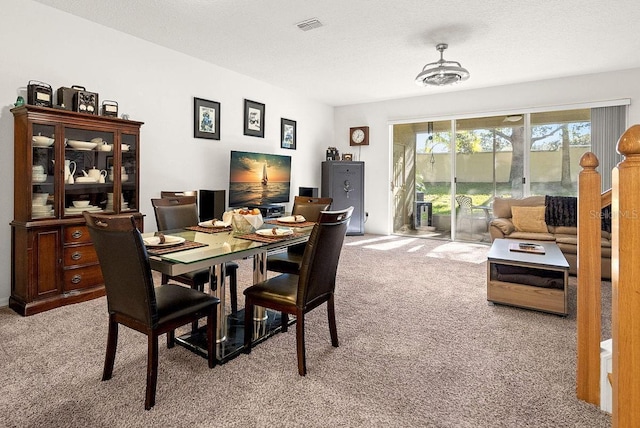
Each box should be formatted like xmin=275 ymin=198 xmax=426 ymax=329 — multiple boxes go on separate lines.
xmin=591 ymin=105 xmax=627 ymax=192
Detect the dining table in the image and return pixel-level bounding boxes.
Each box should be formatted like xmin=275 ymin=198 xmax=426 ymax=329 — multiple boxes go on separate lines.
xmin=143 ymin=219 xmax=315 ymax=363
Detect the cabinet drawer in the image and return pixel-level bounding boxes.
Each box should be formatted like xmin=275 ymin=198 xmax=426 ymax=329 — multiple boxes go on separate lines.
xmin=64 ymin=225 xmax=92 ymax=244
xmin=63 ymin=245 xmax=98 ymax=267
xmin=63 ymin=265 xmax=103 ymax=292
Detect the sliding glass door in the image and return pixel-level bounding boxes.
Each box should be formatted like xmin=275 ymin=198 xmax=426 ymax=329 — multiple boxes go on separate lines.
xmin=529 ymin=109 xmax=591 ymax=196
xmin=453 ymin=115 xmax=523 ymax=241
xmin=392 ymin=105 xmax=615 ymax=243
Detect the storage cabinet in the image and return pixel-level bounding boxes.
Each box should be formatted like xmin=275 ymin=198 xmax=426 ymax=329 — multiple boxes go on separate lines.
xmin=321 ymin=161 xmax=365 ymax=235
xmin=10 ymin=105 xmax=144 ymax=316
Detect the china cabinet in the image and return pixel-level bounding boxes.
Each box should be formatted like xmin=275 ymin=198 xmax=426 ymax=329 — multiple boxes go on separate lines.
xmin=10 ymin=105 xmax=144 ymax=316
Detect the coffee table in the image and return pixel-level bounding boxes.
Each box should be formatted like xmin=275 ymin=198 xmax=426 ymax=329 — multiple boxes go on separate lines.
xmin=487 ymin=239 xmax=569 ymax=315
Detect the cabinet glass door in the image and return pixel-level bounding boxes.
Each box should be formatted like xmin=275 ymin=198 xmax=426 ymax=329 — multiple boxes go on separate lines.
xmin=121 ymin=133 xmax=138 ymax=212
xmin=31 ymin=124 xmax=56 ymax=220
xmin=63 ymin=127 xmax=114 ymax=216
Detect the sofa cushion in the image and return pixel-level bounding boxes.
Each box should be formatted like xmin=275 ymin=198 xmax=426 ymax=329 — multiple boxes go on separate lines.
xmin=556 ymin=234 xmax=611 ymax=255
xmin=552 ymin=226 xmax=578 ymax=235
xmin=508 ymin=232 xmax=556 ymax=241
xmin=492 ymin=196 xmax=546 ymax=219
xmin=491 ymin=218 xmax=515 ymax=235
xmin=511 ymin=206 xmax=548 ymax=233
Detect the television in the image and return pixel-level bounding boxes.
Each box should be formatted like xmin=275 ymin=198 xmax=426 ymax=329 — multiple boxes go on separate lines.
xmin=228 ymin=150 xmax=291 ymax=207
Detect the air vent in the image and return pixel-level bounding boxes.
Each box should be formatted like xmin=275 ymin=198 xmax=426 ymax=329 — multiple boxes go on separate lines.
xmin=296 ymin=18 xmax=323 ymax=31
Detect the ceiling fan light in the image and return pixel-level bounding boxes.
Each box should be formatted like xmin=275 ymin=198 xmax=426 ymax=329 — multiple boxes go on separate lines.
xmin=415 ymin=43 xmax=470 ymax=87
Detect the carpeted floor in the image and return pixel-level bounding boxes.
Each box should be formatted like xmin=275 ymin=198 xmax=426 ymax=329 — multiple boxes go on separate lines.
xmin=0 ymin=235 xmax=611 ymax=427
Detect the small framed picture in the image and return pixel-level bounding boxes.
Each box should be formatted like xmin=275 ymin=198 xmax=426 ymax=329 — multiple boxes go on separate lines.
xmin=243 ymin=99 xmax=265 ymax=138
xmin=281 ymin=118 xmax=296 ymax=150
xmin=342 ymin=153 xmax=353 ymax=161
xmin=194 ymin=97 xmax=220 ymax=140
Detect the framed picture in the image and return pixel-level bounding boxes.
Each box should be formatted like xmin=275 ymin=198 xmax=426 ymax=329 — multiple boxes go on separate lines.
xmin=194 ymin=97 xmax=220 ymax=140
xmin=342 ymin=153 xmax=353 ymax=161
xmin=281 ymin=118 xmax=296 ymax=150
xmin=243 ymin=99 xmax=265 ymax=138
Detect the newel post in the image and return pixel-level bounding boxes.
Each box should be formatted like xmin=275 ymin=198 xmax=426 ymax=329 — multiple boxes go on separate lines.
xmin=612 ymin=125 xmax=640 ymax=427
xmin=576 ymin=152 xmax=601 ymax=405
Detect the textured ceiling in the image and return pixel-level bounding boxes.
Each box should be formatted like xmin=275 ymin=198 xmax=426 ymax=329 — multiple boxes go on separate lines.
xmin=32 ymin=0 xmax=640 ymax=106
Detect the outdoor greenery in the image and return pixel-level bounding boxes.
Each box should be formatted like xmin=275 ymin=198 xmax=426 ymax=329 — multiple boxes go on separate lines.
xmin=420 ymin=182 xmax=577 ymax=215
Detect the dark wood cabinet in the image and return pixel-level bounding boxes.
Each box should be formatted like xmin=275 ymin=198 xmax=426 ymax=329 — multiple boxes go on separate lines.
xmin=10 ymin=105 xmax=144 ymax=315
xmin=321 ymin=161 xmax=365 ymax=235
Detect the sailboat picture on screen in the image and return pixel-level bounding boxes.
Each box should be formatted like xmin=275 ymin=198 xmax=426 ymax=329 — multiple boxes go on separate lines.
xmin=228 ymin=150 xmax=291 ymax=207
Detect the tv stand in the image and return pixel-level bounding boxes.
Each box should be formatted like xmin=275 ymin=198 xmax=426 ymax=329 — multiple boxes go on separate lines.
xmin=248 ymin=204 xmax=285 ymax=219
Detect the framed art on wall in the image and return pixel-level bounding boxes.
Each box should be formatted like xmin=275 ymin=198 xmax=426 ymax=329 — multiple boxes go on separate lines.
xmin=281 ymin=118 xmax=296 ymax=149
xmin=194 ymin=97 xmax=220 ymax=140
xmin=243 ymin=99 xmax=265 ymax=138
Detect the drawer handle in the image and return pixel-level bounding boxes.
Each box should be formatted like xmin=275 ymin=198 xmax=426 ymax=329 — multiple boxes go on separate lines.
xmin=71 ymin=274 xmax=82 ymax=284
xmin=71 ymin=252 xmax=82 ymax=261
xmin=72 ymin=230 xmax=83 ymax=239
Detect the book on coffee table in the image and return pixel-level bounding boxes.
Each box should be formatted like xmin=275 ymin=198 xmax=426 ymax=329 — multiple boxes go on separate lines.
xmin=508 ymin=242 xmax=546 ymax=254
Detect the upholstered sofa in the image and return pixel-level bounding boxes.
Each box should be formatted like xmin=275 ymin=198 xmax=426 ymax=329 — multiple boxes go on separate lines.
xmin=489 ymin=196 xmax=611 ymax=279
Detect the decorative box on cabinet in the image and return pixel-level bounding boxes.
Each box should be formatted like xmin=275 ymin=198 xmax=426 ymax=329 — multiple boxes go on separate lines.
xmin=10 ymin=105 xmax=144 ymax=316
xmin=321 ymin=161 xmax=364 ymax=235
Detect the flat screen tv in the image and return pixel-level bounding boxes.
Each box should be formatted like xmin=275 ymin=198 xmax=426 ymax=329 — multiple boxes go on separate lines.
xmin=228 ymin=150 xmax=291 ymax=207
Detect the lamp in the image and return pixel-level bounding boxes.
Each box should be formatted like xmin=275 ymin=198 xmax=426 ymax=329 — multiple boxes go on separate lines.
xmin=415 ymin=43 xmax=470 ymax=87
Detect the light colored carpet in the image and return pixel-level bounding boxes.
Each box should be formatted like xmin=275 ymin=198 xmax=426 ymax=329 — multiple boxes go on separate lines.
xmin=0 ymin=235 xmax=611 ymax=427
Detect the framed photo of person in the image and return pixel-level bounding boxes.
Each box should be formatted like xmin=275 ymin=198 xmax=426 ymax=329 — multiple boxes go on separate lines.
xmin=194 ymin=97 xmax=220 ymax=140
xmin=281 ymin=118 xmax=296 ymax=150
xmin=243 ymin=99 xmax=265 ymax=138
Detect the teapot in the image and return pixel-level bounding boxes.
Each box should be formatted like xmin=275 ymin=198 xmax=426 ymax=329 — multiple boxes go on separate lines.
xmin=64 ymin=160 xmax=77 ymax=181
xmin=86 ymin=167 xmax=107 ymax=181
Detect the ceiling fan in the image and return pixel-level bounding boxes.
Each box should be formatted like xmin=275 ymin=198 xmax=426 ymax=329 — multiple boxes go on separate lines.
xmin=415 ymin=43 xmax=470 ymax=87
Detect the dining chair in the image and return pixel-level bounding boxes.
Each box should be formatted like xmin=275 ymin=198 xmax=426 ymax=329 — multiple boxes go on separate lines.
xmin=266 ymin=196 xmax=333 ymax=275
xmin=151 ymin=196 xmax=240 ymax=314
xmin=83 ymin=212 xmax=219 ymax=410
xmin=243 ymin=206 xmax=353 ymax=376
xmin=160 ymin=190 xmax=198 ymax=199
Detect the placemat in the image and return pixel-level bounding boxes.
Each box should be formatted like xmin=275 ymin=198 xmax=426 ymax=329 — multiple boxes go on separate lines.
xmin=146 ymin=240 xmax=208 ymax=256
xmin=237 ymin=231 xmax=306 ymax=244
xmin=185 ymin=225 xmax=232 ymax=234
xmin=264 ymin=219 xmax=317 ymax=228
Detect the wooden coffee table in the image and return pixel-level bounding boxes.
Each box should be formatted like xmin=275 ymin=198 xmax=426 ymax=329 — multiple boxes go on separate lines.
xmin=487 ymin=239 xmax=569 ymax=315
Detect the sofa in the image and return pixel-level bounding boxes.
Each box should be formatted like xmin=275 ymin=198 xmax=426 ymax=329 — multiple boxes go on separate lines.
xmin=488 ymin=196 xmax=611 ymax=279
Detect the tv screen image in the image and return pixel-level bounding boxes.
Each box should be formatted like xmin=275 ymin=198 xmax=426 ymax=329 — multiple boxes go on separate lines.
xmin=229 ymin=150 xmax=291 ymax=207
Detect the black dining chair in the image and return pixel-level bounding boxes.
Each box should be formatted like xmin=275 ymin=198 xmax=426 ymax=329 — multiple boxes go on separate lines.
xmin=83 ymin=212 xmax=219 ymax=410
xmin=151 ymin=196 xmax=240 ymax=314
xmin=244 ymin=206 xmax=353 ymax=376
xmin=266 ymin=196 xmax=332 ymax=275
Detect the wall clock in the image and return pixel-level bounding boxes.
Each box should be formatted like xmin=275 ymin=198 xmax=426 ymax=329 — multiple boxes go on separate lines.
xmin=350 ymin=126 xmax=369 ymax=146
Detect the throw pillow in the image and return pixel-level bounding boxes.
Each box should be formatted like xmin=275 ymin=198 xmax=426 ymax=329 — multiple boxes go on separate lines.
xmin=511 ymin=206 xmax=548 ymax=233
xmin=491 ymin=218 xmax=515 ymax=235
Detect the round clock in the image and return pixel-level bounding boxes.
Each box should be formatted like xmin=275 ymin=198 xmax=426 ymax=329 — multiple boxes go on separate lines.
xmin=350 ymin=126 xmax=369 ymax=146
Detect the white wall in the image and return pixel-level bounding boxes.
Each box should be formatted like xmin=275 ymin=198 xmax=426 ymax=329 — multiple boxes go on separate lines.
xmin=334 ymin=68 xmax=640 ymax=235
xmin=0 ymin=1 xmax=334 ymax=306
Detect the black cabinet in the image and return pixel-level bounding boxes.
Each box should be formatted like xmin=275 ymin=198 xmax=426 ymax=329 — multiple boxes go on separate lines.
xmin=321 ymin=161 xmax=364 ymax=235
